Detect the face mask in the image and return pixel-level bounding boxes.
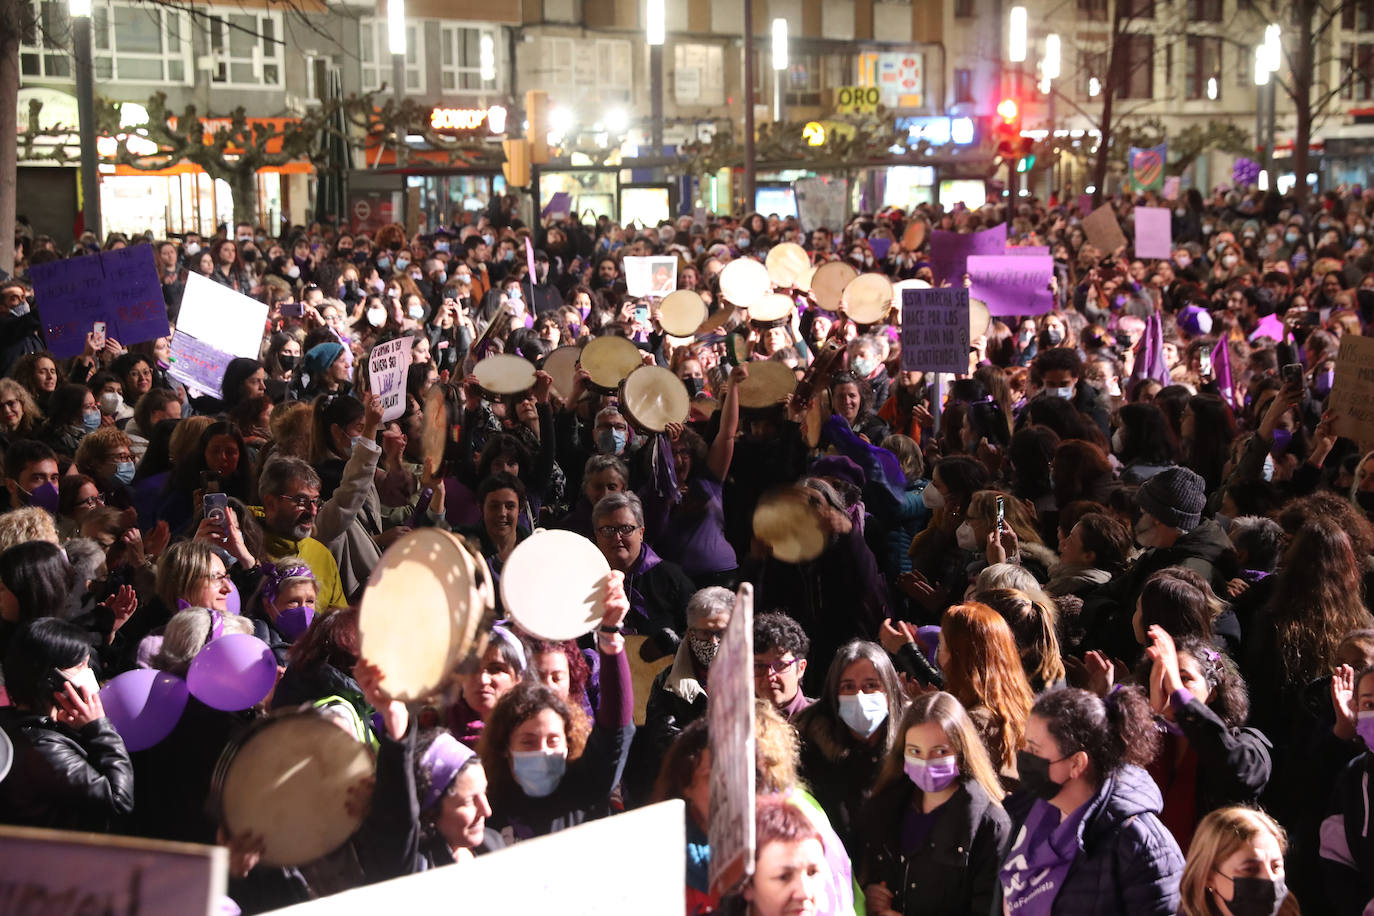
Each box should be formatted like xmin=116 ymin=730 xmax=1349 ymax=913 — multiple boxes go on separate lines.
xmin=1223 ymin=877 xmax=1287 ymax=916
xmin=1046 ymin=385 xmax=1075 ymax=400
xmin=369 ymin=278 xmax=385 ymax=294
xmin=367 ymin=307 xmax=387 ymax=327
xmin=278 ymin=353 xmax=298 ymax=372
xmin=376 ymin=256 xmax=391 ymax=272
xmin=1270 ymin=428 xmax=1293 ymax=456
xmin=1112 ymin=428 xmax=1126 ymax=453
xmin=482 ymin=233 xmax=495 ymax=248
xmin=65 ymin=665 xmax=100 ymax=698
xmin=507 ymin=286 xmax=522 ymax=301
xmin=597 ymin=428 xmax=628 ymax=455
xmin=502 ymin=250 xmax=515 ymax=262
xmin=905 ymin=755 xmax=960 ymax=793
xmin=1176 ymin=255 xmax=1191 ymax=268
xmin=407 ymin=304 xmax=425 ymax=320
xmin=112 ymin=461 xmax=135 ymax=487
xmin=922 ymin=485 xmax=945 ymax=509
xmin=510 ymin=750 xmax=567 ymax=797
xmin=1223 ymin=254 xmax=1239 ymax=268
xmin=276 ymin=604 xmax=315 ymax=641
xmin=10 ymin=302 xmax=30 ymax=317
xmin=1135 ymin=515 xmax=1163 ymax=548
xmin=1202 ymin=223 xmax=1215 ymax=235
xmin=286 ymin=264 xmax=300 ymax=279
xmin=688 ymin=630 xmax=719 ymax=668
xmin=1043 ymin=327 xmax=1064 ymax=346
xmin=853 ymin=357 xmax=878 ymax=377
xmin=395 ymin=258 xmax=410 ymax=271
xmin=185 ymin=242 xmax=200 ymax=256
xmin=955 ymin=522 xmax=979 ymax=551
xmin=1015 ymin=749 xmax=1065 ymax=800
xmin=434 ymin=271 xmax=448 ymax=286
xmin=435 ymin=241 xmax=450 ymax=253
xmin=837 ymin=692 xmax=889 ymax=738
xmin=683 ymin=376 xmax=706 ymax=398
xmin=82 ymin=409 xmax=101 ymax=432
xmin=1285 ymin=231 xmax=1299 ymax=244
xmin=23 ymin=481 xmax=59 ymax=516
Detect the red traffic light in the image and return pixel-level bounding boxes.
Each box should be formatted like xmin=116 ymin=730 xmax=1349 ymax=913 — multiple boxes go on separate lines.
xmin=997 ymin=98 xmax=1020 ymax=123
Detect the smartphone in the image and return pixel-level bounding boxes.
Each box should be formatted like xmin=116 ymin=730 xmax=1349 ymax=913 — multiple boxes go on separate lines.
xmin=92 ymin=321 xmax=107 ymax=350
xmin=1282 ymin=363 xmax=1304 ymax=387
xmin=634 ymin=305 xmax=650 ymax=325
xmin=44 ymin=667 xmax=75 ymax=702
xmin=995 ymin=496 xmax=1005 ymax=532
xmin=203 ymin=492 xmax=228 ymax=533
xmin=1199 ymin=350 xmax=1212 ymax=377
xmin=410 ymin=487 xmax=434 ymax=528
xmin=281 ymin=301 xmax=304 ymax=318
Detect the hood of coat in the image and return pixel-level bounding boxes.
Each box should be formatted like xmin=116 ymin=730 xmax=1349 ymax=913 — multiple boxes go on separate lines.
xmin=1080 ymin=763 xmax=1165 ymax=848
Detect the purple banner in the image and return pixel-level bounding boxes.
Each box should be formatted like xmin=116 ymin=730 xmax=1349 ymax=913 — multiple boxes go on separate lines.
xmin=1006 ymin=245 xmax=1050 ymax=257
xmin=166 ymin=329 xmax=232 ymax=398
xmin=929 ymin=223 xmax=1007 ymax=286
xmin=900 ymin=287 xmax=970 ymax=375
xmin=966 ymin=254 xmax=1055 ymax=317
xmin=30 ymin=245 xmax=169 ymax=359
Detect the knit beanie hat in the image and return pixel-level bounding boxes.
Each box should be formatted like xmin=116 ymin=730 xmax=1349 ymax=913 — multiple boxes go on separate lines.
xmin=302 ymin=342 xmax=345 ymax=378
xmin=1136 ymin=466 xmax=1206 ymax=532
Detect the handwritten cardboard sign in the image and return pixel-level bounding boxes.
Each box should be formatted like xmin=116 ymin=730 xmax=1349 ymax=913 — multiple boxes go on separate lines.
xmin=707 ymin=584 xmax=756 ymax=897
xmin=901 ymin=287 xmax=972 ymax=374
xmin=929 ymin=223 xmax=1007 ymax=286
xmin=1082 ymin=204 xmax=1129 ymax=254
xmin=30 ymin=245 xmax=169 ymax=358
xmin=966 ymin=254 xmax=1055 ymax=317
xmin=368 ymin=337 xmax=413 ymax=422
xmin=625 ymin=256 xmax=678 ymax=297
xmin=1133 ymin=207 xmax=1173 ymax=259
xmin=1330 ymin=333 xmax=1374 ymax=449
xmin=167 ymin=273 xmax=268 ymax=398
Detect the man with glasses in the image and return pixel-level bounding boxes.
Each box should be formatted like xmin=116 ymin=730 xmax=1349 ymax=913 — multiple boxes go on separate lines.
xmin=257 ymin=456 xmax=347 ymax=612
xmin=753 ymin=611 xmax=813 ymax=721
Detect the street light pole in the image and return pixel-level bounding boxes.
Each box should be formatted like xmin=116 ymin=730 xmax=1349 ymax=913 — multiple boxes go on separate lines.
xmin=771 ymin=18 xmax=788 ymax=124
xmin=647 ymin=0 xmax=665 ymax=161
xmin=70 ymin=0 xmax=100 ymax=240
xmin=1007 ymin=6 xmax=1027 ymax=203
xmin=387 ymin=0 xmax=407 ymax=168
xmin=742 ymin=0 xmax=756 ymax=212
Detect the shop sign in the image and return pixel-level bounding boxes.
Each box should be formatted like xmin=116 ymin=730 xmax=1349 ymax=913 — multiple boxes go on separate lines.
xmin=429 ymin=105 xmax=508 ymax=136
xmin=858 ymin=52 xmax=925 ymax=109
xmin=835 ymin=86 xmax=881 ymax=115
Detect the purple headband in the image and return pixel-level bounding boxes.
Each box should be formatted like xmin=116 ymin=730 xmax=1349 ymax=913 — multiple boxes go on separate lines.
xmin=419 ymin=732 xmax=476 ymax=810
xmin=260 ymin=563 xmax=314 ymax=608
xmin=489 ymin=622 xmax=527 ymax=672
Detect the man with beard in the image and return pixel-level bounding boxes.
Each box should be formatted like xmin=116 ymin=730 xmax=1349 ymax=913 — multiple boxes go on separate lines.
xmin=257 ymin=456 xmax=347 ymax=611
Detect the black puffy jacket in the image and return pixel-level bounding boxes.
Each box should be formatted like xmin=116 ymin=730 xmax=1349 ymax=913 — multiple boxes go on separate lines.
xmin=0 ymin=708 xmax=135 ymax=831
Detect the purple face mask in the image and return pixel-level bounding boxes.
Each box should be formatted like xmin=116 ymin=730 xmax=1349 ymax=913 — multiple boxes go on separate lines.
xmin=276 ymin=604 xmax=315 ymax=641
xmin=1356 ymin=712 xmax=1374 ymax=751
xmin=904 ymin=755 xmax=960 ymax=793
xmin=24 ymin=481 xmax=59 ymax=516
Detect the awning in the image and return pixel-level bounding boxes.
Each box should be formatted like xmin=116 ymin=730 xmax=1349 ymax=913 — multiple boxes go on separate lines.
xmin=109 ymin=160 xmax=314 ymax=177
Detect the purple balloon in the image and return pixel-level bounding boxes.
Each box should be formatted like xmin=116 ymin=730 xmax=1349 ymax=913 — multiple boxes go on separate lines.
xmin=917 ymin=625 xmax=942 ymax=661
xmin=186 ymin=633 xmax=278 ymax=711
xmin=99 ymin=669 xmax=189 ymax=752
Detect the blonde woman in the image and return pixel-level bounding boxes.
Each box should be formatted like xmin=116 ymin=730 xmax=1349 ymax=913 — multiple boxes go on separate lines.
xmin=1178 ymin=806 xmax=1298 ymax=916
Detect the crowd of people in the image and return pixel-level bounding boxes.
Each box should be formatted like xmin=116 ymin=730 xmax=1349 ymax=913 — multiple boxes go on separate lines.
xmin=0 ymin=182 xmax=1373 ymax=916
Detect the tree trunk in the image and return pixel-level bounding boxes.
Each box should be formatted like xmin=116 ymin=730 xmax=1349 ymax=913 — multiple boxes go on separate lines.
xmin=230 ymin=168 xmax=258 ymax=227
xmin=1290 ymin=0 xmax=1315 ymax=203
xmin=0 ymin=0 xmax=20 ymax=276
xmin=1091 ymin=0 xmax=1126 ymax=207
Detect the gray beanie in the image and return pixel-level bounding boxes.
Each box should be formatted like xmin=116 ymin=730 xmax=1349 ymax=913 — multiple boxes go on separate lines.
xmin=1136 ymin=466 xmax=1206 ymax=532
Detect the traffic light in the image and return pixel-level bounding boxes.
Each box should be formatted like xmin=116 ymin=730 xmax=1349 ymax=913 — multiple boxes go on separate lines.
xmin=1015 ymin=136 xmax=1035 ymax=173
xmin=994 ymin=98 xmax=1021 ymax=161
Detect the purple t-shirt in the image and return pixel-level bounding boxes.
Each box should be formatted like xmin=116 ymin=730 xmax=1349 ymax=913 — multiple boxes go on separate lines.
xmin=652 ymin=477 xmax=737 ymax=576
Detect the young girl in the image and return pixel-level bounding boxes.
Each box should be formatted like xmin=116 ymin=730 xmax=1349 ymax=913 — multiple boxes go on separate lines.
xmin=858 ymin=691 xmax=1010 ymax=916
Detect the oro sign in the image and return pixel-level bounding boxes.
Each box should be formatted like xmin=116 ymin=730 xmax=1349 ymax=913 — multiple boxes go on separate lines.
xmin=835 ymin=85 xmax=881 ymax=114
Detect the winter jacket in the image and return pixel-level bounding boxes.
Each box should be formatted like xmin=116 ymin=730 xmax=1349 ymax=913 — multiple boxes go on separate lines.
xmin=0 ymin=708 xmax=135 ymax=832
xmin=859 ymin=778 xmax=1011 ymax=916
xmin=0 ymin=307 xmax=42 ymax=379
xmin=626 ymin=640 xmax=710 ymax=806
xmin=1319 ymin=750 xmax=1374 ymax=916
xmin=795 ymin=702 xmax=890 ymax=858
xmin=1002 ymin=764 xmax=1184 ymax=916
xmin=311 ymin=436 xmax=385 ymax=605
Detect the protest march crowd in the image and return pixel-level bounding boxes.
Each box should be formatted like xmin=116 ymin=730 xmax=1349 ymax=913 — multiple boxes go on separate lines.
xmin=3 ymin=182 xmax=1374 ymax=916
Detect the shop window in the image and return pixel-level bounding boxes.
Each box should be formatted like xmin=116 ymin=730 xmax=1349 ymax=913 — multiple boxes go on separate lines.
xmin=1080 ymin=50 xmax=1106 ymax=97
xmin=440 ymin=23 xmax=499 ymax=93
xmin=1347 ymin=42 xmax=1374 ymax=99
xmin=1120 ymin=34 xmax=1154 ymax=99
xmin=360 ymin=17 xmax=426 ymax=93
xmin=1188 ymin=0 xmax=1222 ymax=22
xmin=1343 ymin=0 xmax=1374 ymax=30
xmin=540 ymin=36 xmax=631 ymax=105
xmin=1184 ymin=34 xmax=1221 ymax=100
xmin=208 ymin=9 xmax=284 ymax=88
xmin=785 ymin=54 xmax=822 ymax=107
xmin=953 ymin=68 xmax=974 ymax=103
xmin=20 ymin=0 xmax=191 ymax=83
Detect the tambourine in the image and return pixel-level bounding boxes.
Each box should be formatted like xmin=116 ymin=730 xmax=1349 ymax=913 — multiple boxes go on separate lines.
xmin=749 ymin=292 xmax=797 ymax=329
xmin=471 ymin=354 xmax=537 ymax=401
xmin=358 ymin=528 xmax=495 ymax=702
xmin=579 ymin=335 xmax=644 ymax=395
xmin=901 ymin=220 xmax=928 ymax=252
xmin=542 ymin=345 xmax=582 ymax=402
xmin=211 ymin=710 xmax=376 ymax=867
xmin=719 ymin=258 xmax=771 ymax=310
xmin=841 ymin=273 xmax=895 ymax=325
xmin=765 ymin=242 xmax=812 ymax=289
xmin=810 ymin=262 xmax=858 ymax=314
xmin=501 ymin=529 xmax=610 ymax=641
xmin=736 ymin=359 xmax=798 ymax=409
xmin=621 ymin=364 xmax=691 ymax=433
xmin=753 ymin=486 xmax=828 ymax=563
xmin=659 ymin=289 xmax=709 ymax=337
xmin=420 ymin=384 xmax=449 ymax=473
xmin=970 ymin=297 xmax=992 ymax=340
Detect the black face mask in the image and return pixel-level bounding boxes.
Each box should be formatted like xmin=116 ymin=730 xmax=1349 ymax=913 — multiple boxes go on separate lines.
xmin=278 ymin=354 xmax=298 ymax=371
xmin=1016 ymin=749 xmax=1066 ymax=800
xmin=1223 ymin=876 xmax=1287 ymax=916
xmin=683 ymin=376 xmax=706 ymax=397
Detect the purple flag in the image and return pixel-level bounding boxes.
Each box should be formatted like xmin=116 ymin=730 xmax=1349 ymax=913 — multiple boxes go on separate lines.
xmin=1129 ymin=312 xmax=1171 ymax=392
xmin=1211 ymin=336 xmax=1238 ymax=409
xmin=929 ymin=223 xmax=1007 ymax=286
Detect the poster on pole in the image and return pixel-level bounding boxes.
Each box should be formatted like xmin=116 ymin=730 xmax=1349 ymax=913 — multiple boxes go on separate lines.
xmin=0 ymin=824 xmax=227 ymax=915
xmin=1081 ymin=204 xmax=1129 ymax=255
xmin=368 ymin=337 xmax=413 ymax=422
xmin=30 ymin=245 xmax=170 ymax=358
xmin=794 ymin=177 xmax=849 ymax=235
xmin=929 ymin=223 xmax=1007 ymax=286
xmin=966 ymin=254 xmax=1055 ymax=317
xmin=264 ymin=801 xmax=685 ymax=915
xmin=1329 ymin=333 xmax=1374 ymax=449
xmin=624 ymin=256 xmax=678 ymax=297
xmin=900 ymin=287 xmax=971 ymax=374
xmin=1133 ymin=207 xmax=1173 ymax=259
xmin=708 ymin=583 xmax=756 ymax=897
xmin=167 ymin=273 xmax=268 ymax=398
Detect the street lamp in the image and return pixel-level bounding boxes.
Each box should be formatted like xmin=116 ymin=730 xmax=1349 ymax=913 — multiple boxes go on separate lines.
xmin=1256 ymin=24 xmax=1281 ymax=179
xmin=386 ymin=0 xmax=407 ymax=167
xmin=70 ymin=0 xmax=99 ymax=238
xmin=1041 ymin=34 xmax=1061 ymax=199
xmin=771 ymin=18 xmax=788 ymax=123
xmin=646 ymin=0 xmax=665 ymax=162
xmin=1008 ymin=7 xmax=1027 ymax=63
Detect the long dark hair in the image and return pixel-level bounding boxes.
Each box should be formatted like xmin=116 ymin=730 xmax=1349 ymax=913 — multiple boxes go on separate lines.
xmin=0 ymin=540 xmax=75 ymax=622
xmin=168 ymin=420 xmax=252 ymax=500
xmin=1117 ymin=401 xmax=1177 ymax=465
xmin=3 ymin=618 xmax=90 ymax=709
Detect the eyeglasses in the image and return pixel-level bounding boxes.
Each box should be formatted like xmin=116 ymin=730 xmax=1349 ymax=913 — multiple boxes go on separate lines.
xmin=75 ymin=494 xmax=105 ymax=509
xmin=0 ymin=399 xmax=21 ymax=412
xmin=280 ymin=493 xmax=324 ymax=511
xmin=597 ymin=524 xmax=640 ymax=540
xmin=204 ymin=571 xmax=231 ymax=583
xmin=753 ymin=657 xmax=800 ymax=678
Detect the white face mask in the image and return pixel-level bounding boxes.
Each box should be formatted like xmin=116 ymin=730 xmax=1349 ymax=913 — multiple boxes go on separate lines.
xmin=366 ymin=307 xmax=387 ymax=327
xmin=1222 ymin=254 xmax=1239 ymax=268
xmin=922 ymin=484 xmax=945 ymax=509
xmin=956 ymin=522 xmax=979 ymax=551
xmin=1046 ymin=385 xmax=1075 ymax=400
xmin=1135 ymin=514 xmax=1161 ymax=548
xmin=837 ymin=691 xmax=889 ymax=738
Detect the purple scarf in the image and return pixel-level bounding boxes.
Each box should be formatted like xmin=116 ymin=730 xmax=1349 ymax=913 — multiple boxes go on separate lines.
xmin=625 ymin=543 xmax=664 ymax=626
xmin=1000 ymin=799 xmax=1088 ymax=916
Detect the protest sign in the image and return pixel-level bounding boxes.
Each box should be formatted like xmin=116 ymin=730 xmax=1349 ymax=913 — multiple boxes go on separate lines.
xmin=929 ymin=223 xmax=1007 ymax=285
xmin=966 ymin=254 xmax=1055 ymax=317
xmin=1134 ymin=207 xmax=1173 ymax=259
xmin=1082 ymin=204 xmax=1129 ymax=254
xmin=708 ymin=584 xmax=756 ymax=897
xmin=1005 ymin=245 xmax=1050 ymax=257
xmin=625 ymin=256 xmax=678 ymax=297
xmin=541 ymin=191 xmax=572 ymax=220
xmin=1129 ymin=143 xmax=1167 ymax=192
xmin=1329 ymin=333 xmax=1374 ymax=449
xmin=266 ymin=801 xmax=685 ymax=915
xmin=30 ymin=245 xmax=169 ymax=359
xmin=0 ymin=824 xmax=226 ymax=915
xmin=901 ymin=287 xmax=971 ymax=374
xmin=167 ymin=273 xmax=268 ymax=397
xmin=369 ymin=337 xmax=413 ymax=422
xmin=795 ymin=176 xmax=849 ymax=234
xmin=1162 ymin=176 xmax=1181 ymax=200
